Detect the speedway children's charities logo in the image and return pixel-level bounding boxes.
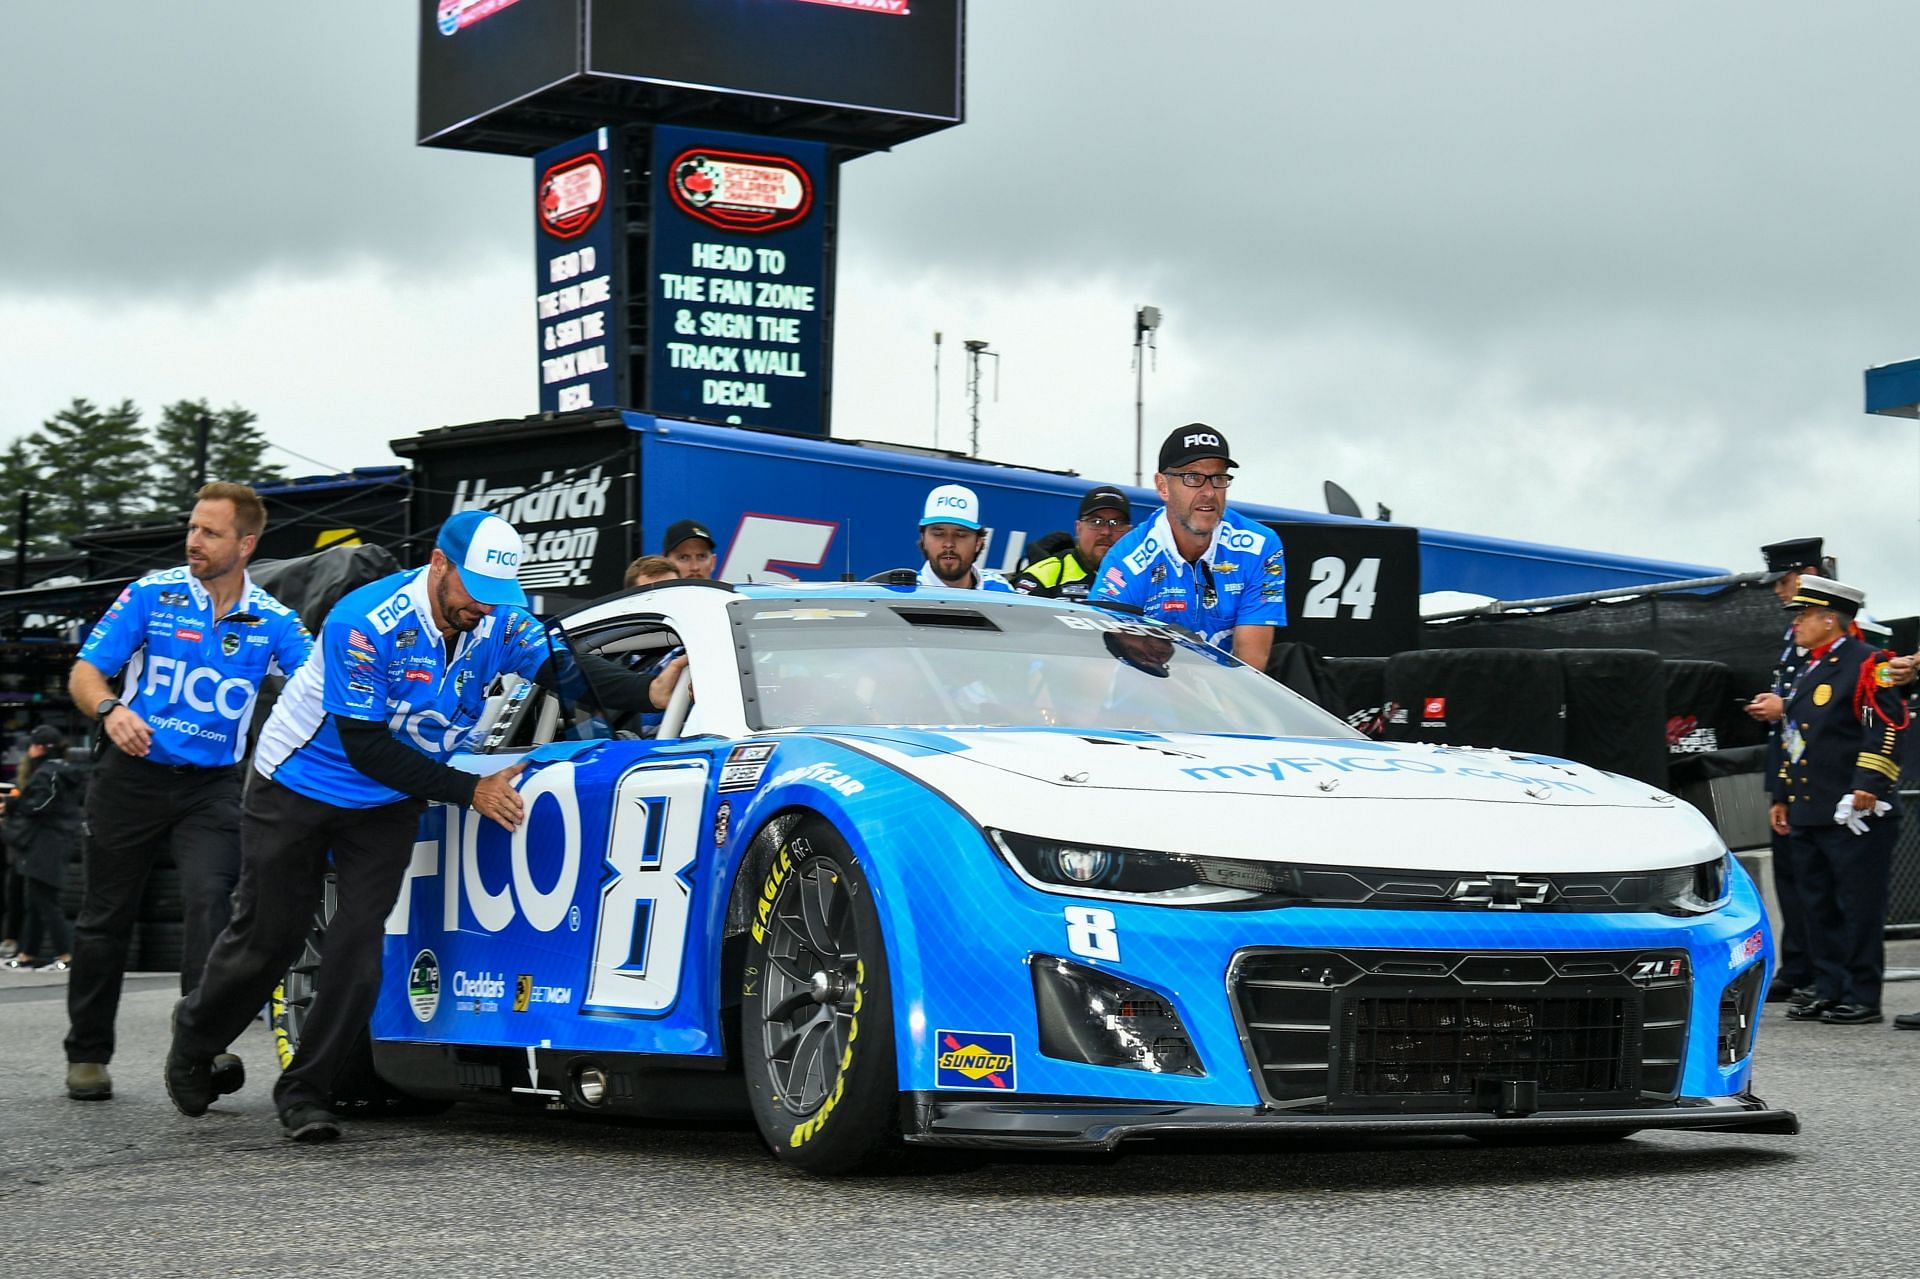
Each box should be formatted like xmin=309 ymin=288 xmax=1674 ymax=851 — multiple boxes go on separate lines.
xmin=668 ymin=148 xmax=814 ymax=233
xmin=539 ymin=152 xmax=607 ymax=240
xmin=935 ymin=1030 xmax=1016 ymax=1090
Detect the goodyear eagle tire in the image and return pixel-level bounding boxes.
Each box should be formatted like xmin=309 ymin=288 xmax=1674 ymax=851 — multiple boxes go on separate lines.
xmin=741 ymin=823 xmax=899 ymax=1174
xmin=270 ymin=872 xmax=445 ymax=1117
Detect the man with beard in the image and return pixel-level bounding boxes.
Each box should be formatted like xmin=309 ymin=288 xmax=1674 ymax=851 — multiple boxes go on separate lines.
xmin=164 ymin=511 xmax=662 ymax=1141
xmin=62 ymin=482 xmax=312 ymax=1103
xmin=916 ymin=484 xmax=1015 ymax=592
xmin=1089 ymin=425 xmax=1287 ymax=669
xmin=1012 ymin=486 xmax=1133 ymax=601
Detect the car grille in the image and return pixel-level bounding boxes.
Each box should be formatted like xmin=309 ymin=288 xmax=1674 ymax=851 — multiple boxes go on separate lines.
xmin=1230 ymin=948 xmax=1690 ymax=1112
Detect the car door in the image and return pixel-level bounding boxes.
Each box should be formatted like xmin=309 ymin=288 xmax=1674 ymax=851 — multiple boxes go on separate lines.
xmin=374 ymin=616 xmax=730 ymax=1060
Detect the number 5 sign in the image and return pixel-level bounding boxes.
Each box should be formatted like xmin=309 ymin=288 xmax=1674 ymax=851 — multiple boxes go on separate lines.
xmin=1263 ymin=521 xmax=1420 ymax=657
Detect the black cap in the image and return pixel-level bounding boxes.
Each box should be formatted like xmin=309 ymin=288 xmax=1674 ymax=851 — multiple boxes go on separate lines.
xmin=28 ymin=725 xmax=62 ymax=749
xmin=662 ymin=519 xmax=716 ymax=553
xmin=1158 ymin=424 xmax=1237 ymax=472
xmin=1760 ymin=537 xmax=1823 ymax=582
xmin=1783 ymin=574 xmax=1864 ymax=617
xmin=1077 ymin=485 xmax=1132 ymax=521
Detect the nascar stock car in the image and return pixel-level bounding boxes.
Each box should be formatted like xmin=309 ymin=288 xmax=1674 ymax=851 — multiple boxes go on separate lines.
xmin=273 ymin=580 xmax=1796 ymax=1173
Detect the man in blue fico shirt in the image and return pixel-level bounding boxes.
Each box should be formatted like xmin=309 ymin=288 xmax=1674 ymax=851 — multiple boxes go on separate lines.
xmin=164 ymin=511 xmax=663 ymax=1142
xmin=1089 ymin=424 xmax=1287 ymax=670
xmin=63 ymin=482 xmax=312 ymax=1104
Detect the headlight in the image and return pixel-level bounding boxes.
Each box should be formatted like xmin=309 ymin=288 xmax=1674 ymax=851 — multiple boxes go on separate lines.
xmin=1652 ymin=852 xmax=1733 ymax=915
xmin=991 ymin=830 xmax=1278 ymax=905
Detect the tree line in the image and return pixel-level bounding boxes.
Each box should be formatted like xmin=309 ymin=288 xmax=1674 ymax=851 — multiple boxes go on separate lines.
xmin=1 ymin=398 xmax=283 ymax=557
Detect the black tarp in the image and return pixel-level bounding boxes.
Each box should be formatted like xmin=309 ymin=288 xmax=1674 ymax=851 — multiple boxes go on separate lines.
xmin=250 ymin=544 xmax=402 ymax=631
xmin=1383 ymin=648 xmax=1566 ymax=756
xmin=1554 ymin=648 xmax=1666 ymax=785
xmin=1321 ymin=656 xmax=1389 ymax=738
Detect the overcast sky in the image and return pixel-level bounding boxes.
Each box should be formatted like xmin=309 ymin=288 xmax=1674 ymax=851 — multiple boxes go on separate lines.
xmin=4 ymin=2 xmax=1918 ymax=612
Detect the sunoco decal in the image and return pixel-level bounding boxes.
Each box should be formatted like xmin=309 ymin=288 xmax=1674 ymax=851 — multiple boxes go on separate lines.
xmin=539 ymin=152 xmax=607 ymax=240
xmin=935 ymin=1029 xmax=1016 ymax=1090
xmin=667 ymin=148 xmax=813 ymax=233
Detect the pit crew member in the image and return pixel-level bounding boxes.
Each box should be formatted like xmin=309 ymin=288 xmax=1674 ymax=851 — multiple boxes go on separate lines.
xmin=165 ymin=512 xmax=663 ymax=1142
xmin=1089 ymin=425 xmax=1286 ymax=668
xmin=1012 ymin=485 xmax=1133 ymax=601
xmin=62 ymin=482 xmax=311 ymax=1104
xmin=917 ymin=484 xmax=1014 ymax=593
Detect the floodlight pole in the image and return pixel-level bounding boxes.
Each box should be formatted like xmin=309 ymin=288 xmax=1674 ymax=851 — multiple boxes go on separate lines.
xmin=1133 ymin=305 xmax=1161 ymax=485
xmin=932 ymin=331 xmax=943 ymax=450
xmin=964 ymin=339 xmax=998 ymax=458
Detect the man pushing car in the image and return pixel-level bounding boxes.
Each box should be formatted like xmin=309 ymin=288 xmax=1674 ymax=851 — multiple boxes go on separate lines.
xmin=165 ymin=512 xmax=665 ymax=1142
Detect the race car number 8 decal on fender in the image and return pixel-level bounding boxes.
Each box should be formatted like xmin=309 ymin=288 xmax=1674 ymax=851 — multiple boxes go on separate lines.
xmin=1065 ymin=906 xmax=1120 ymax=962
xmin=584 ymin=762 xmax=709 ymax=1014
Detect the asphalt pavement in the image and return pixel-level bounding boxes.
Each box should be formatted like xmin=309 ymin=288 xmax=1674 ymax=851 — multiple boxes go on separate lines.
xmin=4 ymin=946 xmax=1918 ymax=1279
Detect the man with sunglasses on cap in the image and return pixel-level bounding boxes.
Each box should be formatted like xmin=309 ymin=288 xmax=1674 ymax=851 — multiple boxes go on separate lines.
xmin=164 ymin=511 xmax=660 ymax=1141
xmin=1768 ymin=575 xmax=1906 ymax=1027
xmin=1089 ymin=425 xmax=1286 ymax=668
xmin=662 ymin=519 xmax=719 ymax=581
xmin=1013 ymin=486 xmax=1133 ymax=602
xmin=917 ymin=484 xmax=1015 ymax=593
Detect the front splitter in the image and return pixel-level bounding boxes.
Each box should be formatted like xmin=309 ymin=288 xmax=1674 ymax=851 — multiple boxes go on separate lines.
xmin=901 ymin=1091 xmax=1799 ymax=1151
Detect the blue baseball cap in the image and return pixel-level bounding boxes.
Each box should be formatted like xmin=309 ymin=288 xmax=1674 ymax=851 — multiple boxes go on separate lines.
xmin=437 ymin=510 xmax=528 ymax=608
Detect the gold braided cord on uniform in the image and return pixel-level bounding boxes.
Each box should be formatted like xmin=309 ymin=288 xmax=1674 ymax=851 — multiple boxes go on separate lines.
xmin=1856 ymin=752 xmax=1901 ymax=781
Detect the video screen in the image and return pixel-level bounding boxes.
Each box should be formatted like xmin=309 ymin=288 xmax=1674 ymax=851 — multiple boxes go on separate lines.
xmin=587 ymin=0 xmax=963 ymax=123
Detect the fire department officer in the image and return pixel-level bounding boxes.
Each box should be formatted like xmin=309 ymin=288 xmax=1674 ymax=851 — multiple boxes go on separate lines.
xmin=1768 ymin=576 xmax=1906 ymax=1026
xmin=165 ymin=511 xmax=660 ymax=1142
xmin=1089 ymin=425 xmax=1287 ymax=668
xmin=62 ymin=482 xmax=312 ymax=1103
xmin=1012 ymin=486 xmax=1133 ymax=601
xmin=1744 ymin=536 xmax=1826 ymax=1003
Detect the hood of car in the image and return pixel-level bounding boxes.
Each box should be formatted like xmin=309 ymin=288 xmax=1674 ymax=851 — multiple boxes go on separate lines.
xmin=817 ymin=728 xmax=1724 ymax=874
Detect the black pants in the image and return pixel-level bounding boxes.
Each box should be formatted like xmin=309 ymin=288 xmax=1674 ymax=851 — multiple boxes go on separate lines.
xmin=1768 ymin=828 xmax=1813 ymax=987
xmin=65 ymin=748 xmax=242 ymax=1064
xmin=1789 ymin=815 xmax=1901 ymax=1007
xmin=21 ymin=876 xmax=72 ymax=957
xmin=2 ymin=865 xmax=23 ymax=942
xmin=172 ymin=774 xmax=423 ymax=1115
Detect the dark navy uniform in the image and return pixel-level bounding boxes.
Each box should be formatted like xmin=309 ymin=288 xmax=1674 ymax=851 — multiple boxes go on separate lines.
xmin=1763 ymin=619 xmax=1815 ymax=990
xmin=1770 ymin=620 xmax=1905 ymax=1013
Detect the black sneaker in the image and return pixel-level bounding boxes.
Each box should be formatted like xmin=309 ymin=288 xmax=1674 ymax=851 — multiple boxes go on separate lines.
xmin=210 ymin=1053 xmax=246 ymax=1098
xmin=280 ymin=1103 xmax=342 ymax=1143
xmin=165 ymin=998 xmax=216 ymax=1117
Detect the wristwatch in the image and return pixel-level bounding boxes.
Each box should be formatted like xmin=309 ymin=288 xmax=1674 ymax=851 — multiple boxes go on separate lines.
xmin=96 ymin=697 xmax=122 ymax=720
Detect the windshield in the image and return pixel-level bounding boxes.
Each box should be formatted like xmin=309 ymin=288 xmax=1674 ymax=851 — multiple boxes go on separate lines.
xmin=732 ymin=596 xmax=1359 ymax=738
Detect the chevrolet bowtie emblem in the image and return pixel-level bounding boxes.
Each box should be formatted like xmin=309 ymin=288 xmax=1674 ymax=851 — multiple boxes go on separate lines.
xmin=1451 ymin=874 xmax=1551 ymax=909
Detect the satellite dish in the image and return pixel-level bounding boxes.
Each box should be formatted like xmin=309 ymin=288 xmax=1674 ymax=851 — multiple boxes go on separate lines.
xmin=1323 ymin=480 xmax=1364 ymax=519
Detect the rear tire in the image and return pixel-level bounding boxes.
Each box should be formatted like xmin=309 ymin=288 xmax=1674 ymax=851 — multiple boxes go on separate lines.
xmin=741 ymin=822 xmax=899 ymax=1174
xmin=269 ymin=873 xmax=445 ymax=1117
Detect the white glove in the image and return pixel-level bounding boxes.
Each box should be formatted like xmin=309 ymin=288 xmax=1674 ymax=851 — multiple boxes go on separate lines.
xmin=1833 ymin=796 xmax=1892 ymax=835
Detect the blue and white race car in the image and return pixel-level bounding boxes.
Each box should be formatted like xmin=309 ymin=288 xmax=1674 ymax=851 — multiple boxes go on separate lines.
xmin=274 ymin=581 xmax=1796 ymax=1172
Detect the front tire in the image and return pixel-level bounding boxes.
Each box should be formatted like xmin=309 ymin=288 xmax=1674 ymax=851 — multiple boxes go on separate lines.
xmin=741 ymin=823 xmax=899 ymax=1174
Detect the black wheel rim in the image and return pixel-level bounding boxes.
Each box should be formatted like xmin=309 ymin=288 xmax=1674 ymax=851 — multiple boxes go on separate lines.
xmin=758 ymin=858 xmax=860 ymax=1117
